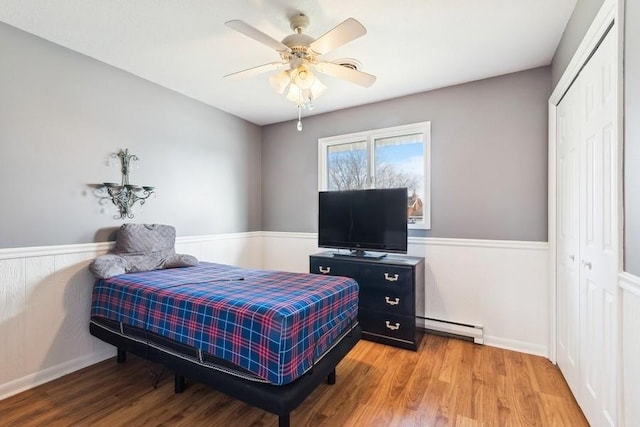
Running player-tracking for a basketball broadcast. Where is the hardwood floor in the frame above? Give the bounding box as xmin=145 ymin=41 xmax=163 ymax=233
xmin=0 ymin=334 xmax=588 ymax=426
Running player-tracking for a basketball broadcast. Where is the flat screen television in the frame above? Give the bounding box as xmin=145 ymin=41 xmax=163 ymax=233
xmin=318 ymin=188 xmax=408 ymax=258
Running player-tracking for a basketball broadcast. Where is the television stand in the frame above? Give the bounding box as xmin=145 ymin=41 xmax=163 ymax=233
xmin=332 ymin=250 xmax=387 ymax=260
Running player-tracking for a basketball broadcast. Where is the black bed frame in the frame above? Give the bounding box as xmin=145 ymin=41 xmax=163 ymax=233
xmin=90 ymin=321 xmax=361 ymax=427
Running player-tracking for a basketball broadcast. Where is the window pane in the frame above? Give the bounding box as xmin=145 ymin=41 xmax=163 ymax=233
xmin=319 ymin=122 xmax=430 ymax=229
xmin=374 ymin=133 xmax=424 ymax=224
xmin=327 ymin=140 xmax=368 ymax=190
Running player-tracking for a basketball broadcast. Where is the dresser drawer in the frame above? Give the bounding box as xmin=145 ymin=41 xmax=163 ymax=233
xmin=358 ymin=309 xmax=415 ymax=343
xmin=309 ymin=258 xmax=353 ymax=277
xmin=358 ymin=286 xmax=413 ymax=314
xmin=357 ymin=264 xmax=413 ymax=291
xmin=310 ymin=258 xmax=413 ymax=291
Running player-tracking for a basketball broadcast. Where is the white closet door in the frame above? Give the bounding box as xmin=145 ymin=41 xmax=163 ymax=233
xmin=556 ymin=26 xmax=618 ymax=427
xmin=556 ymin=76 xmax=580 ymax=398
xmin=578 ymin=26 xmax=618 ymax=427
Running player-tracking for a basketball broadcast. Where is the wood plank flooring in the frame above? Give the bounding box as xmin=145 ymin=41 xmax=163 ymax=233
xmin=0 ymin=334 xmax=588 ymax=426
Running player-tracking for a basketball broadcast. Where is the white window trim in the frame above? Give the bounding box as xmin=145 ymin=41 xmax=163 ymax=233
xmin=318 ymin=121 xmax=431 ymax=230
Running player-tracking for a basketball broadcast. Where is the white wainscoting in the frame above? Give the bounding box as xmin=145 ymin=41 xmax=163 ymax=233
xmin=174 ymin=232 xmax=263 ymax=269
xmin=261 ymin=232 xmax=550 ymax=357
xmin=620 ymin=272 xmax=640 ymax=427
xmin=0 ymin=231 xmax=548 ymax=401
xmin=0 ymin=242 xmax=113 ymax=401
xmin=0 ymin=232 xmax=261 ymax=401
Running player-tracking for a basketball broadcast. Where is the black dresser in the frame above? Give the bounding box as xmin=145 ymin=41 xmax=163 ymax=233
xmin=310 ymin=252 xmax=424 ymax=351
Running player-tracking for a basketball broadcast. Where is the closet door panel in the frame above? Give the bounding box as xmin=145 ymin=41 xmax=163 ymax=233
xmin=581 ymin=277 xmax=600 ymax=403
xmin=577 ymin=27 xmax=618 ymax=427
xmin=556 ymin=80 xmax=580 ymax=395
xmin=603 ymin=124 xmax=615 ymax=253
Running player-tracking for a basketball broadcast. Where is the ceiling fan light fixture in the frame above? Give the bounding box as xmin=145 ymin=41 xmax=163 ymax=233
xmin=269 ymin=70 xmax=292 ymax=94
xmin=309 ymin=77 xmax=327 ymax=99
xmin=286 ymin=70 xmax=327 ymax=105
xmin=293 ymin=66 xmax=315 ymax=89
xmin=286 ymin=83 xmax=305 ymax=104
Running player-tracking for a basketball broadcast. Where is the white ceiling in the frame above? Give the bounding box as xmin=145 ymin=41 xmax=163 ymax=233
xmin=0 ymin=0 xmax=576 ymax=126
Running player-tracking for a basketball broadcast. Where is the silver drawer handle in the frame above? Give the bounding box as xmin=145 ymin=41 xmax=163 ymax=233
xmin=384 ymin=273 xmax=399 ymax=282
xmin=318 ymin=266 xmax=331 ymax=274
xmin=385 ymin=321 xmax=400 ymax=331
xmin=385 ymin=297 xmax=400 ymax=306
xmin=582 ymin=261 xmax=592 ymax=270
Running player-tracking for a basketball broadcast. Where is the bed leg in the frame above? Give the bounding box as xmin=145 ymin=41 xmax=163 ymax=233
xmin=174 ymin=374 xmax=186 ymax=393
xmin=327 ymin=368 xmax=336 ymax=385
xmin=116 ymin=348 xmax=126 ymax=364
xmin=278 ymin=414 xmax=290 ymax=427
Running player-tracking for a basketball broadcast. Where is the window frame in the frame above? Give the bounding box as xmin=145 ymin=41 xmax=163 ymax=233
xmin=318 ymin=121 xmax=431 ymax=230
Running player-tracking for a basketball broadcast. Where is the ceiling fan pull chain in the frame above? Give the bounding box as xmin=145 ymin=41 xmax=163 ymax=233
xmin=297 ymin=104 xmax=303 ymax=131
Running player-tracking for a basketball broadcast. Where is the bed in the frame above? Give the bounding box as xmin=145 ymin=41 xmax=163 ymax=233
xmin=89 ymin=261 xmax=360 ymax=427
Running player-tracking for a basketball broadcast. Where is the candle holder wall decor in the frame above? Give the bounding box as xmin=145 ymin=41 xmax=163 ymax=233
xmin=94 ymin=149 xmax=155 ymax=219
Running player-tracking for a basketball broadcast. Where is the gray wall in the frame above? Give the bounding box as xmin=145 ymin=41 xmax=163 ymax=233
xmin=261 ymin=67 xmax=550 ymax=242
xmin=0 ymin=22 xmax=262 ymax=249
xmin=551 ymin=0 xmax=605 ymax=87
xmin=626 ymin=2 xmax=640 ymax=275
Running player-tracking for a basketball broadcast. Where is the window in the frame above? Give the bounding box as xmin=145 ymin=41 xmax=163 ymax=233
xmin=318 ymin=121 xmax=431 ymax=229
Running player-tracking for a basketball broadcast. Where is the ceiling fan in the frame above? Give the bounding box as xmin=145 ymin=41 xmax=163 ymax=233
xmin=224 ymin=13 xmax=376 ymax=118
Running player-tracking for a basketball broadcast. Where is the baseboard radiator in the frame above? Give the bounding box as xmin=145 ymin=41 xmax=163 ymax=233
xmin=417 ymin=317 xmax=484 ymax=344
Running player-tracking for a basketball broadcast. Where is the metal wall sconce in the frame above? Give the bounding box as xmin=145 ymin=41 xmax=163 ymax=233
xmin=95 ymin=149 xmax=155 ymax=219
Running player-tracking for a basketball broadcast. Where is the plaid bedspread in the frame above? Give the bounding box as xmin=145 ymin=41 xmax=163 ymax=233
xmin=91 ymin=262 xmax=359 ymax=385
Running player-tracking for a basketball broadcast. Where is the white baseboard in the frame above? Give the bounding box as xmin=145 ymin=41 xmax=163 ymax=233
xmin=0 ymin=349 xmax=113 ymax=401
xmin=418 ymin=316 xmax=548 ymax=357
xmin=482 ymin=335 xmax=549 ymax=358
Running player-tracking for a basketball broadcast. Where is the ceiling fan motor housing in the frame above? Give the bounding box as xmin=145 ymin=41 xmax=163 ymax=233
xmin=281 ymin=33 xmax=315 ymax=68
xmin=281 ymin=33 xmax=314 ymax=50
xmin=289 ymin=13 xmax=310 ymax=33
xmin=281 ymin=14 xmax=315 ymax=64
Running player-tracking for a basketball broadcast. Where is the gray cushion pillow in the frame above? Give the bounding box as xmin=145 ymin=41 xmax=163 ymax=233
xmin=89 ymin=224 xmax=198 ymax=279
xmin=89 ymin=254 xmax=128 ymax=279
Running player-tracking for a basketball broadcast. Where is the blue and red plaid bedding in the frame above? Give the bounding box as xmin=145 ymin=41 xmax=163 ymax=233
xmin=91 ymin=262 xmax=359 ymax=385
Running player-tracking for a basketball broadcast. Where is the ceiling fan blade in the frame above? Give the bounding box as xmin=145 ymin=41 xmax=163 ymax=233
xmin=316 ymin=61 xmax=376 ymax=87
xmin=225 ymin=20 xmax=290 ymax=52
xmin=224 ymin=62 xmax=286 ymax=79
xmin=309 ymin=18 xmax=367 ymax=55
